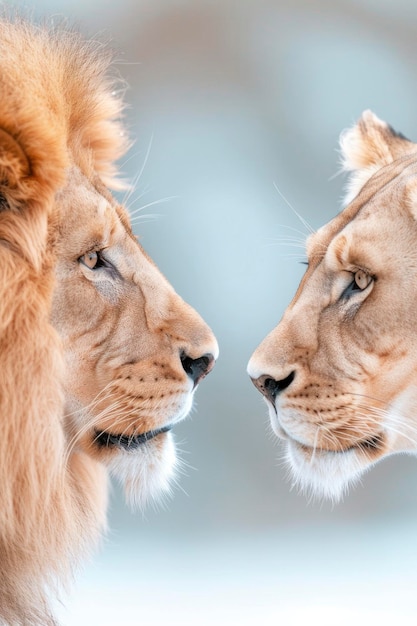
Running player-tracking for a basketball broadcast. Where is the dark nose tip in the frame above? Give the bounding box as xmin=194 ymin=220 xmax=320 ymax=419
xmin=181 ymin=352 xmax=215 ymax=386
xmin=251 ymin=371 xmax=295 ymax=405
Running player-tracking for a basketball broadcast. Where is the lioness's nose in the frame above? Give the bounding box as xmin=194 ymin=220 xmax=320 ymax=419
xmin=181 ymin=351 xmax=215 ymax=387
xmin=250 ymin=371 xmax=295 ymax=405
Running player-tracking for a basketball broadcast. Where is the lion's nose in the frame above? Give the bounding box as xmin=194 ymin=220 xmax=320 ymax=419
xmin=180 ymin=352 xmax=215 ymax=387
xmin=251 ymin=371 xmax=295 ymax=405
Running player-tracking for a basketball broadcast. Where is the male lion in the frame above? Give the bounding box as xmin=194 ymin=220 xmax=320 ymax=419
xmin=248 ymin=110 xmax=417 ymax=502
xmin=0 ymin=17 xmax=218 ymax=626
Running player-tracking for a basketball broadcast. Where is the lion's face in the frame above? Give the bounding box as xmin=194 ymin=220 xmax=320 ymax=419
xmin=248 ymin=111 xmax=417 ymax=500
xmin=51 ymin=167 xmax=218 ymax=507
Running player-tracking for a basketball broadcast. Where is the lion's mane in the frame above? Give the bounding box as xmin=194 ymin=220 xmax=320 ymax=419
xmin=0 ymin=17 xmax=129 ymax=625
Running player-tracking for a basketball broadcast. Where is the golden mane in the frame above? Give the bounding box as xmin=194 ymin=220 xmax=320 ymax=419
xmin=0 ymin=17 xmax=129 ymax=624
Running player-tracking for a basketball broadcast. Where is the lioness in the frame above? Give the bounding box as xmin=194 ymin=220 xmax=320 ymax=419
xmin=248 ymin=110 xmax=417 ymax=501
xmin=0 ymin=17 xmax=217 ymax=625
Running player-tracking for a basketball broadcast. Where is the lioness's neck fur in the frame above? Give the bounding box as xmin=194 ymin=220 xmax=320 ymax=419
xmin=0 ymin=18 xmax=128 ymax=624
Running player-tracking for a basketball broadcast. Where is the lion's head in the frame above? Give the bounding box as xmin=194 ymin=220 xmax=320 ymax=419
xmin=0 ymin=17 xmax=217 ymax=625
xmin=248 ymin=111 xmax=417 ymax=500
xmin=51 ymin=167 xmax=218 ymax=508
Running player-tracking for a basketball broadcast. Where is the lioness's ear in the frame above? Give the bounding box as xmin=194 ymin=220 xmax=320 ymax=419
xmin=0 ymin=128 xmax=30 ymax=194
xmin=339 ymin=110 xmax=417 ymax=204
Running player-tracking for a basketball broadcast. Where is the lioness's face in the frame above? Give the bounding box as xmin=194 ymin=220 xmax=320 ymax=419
xmin=51 ymin=167 xmax=218 ymax=506
xmin=248 ymin=111 xmax=417 ymax=500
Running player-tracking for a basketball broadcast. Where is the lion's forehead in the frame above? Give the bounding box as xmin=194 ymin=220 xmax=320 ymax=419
xmin=57 ymin=177 xmax=132 ymax=257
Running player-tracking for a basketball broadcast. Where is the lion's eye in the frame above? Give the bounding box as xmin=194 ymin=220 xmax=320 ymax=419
xmin=353 ymin=269 xmax=371 ymax=291
xmin=79 ymin=250 xmax=104 ymax=270
xmin=80 ymin=251 xmax=98 ymax=269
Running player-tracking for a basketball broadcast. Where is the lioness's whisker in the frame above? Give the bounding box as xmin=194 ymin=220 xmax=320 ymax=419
xmin=273 ymin=181 xmax=315 ymax=235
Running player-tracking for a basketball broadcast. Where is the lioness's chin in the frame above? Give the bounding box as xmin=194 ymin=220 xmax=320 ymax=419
xmin=264 ymin=404 xmax=387 ymax=501
xmin=106 ymin=432 xmax=177 ymax=509
xmin=284 ymin=438 xmax=382 ymax=502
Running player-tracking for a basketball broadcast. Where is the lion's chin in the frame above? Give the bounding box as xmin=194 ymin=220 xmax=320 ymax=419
xmin=284 ymin=438 xmax=381 ymax=503
xmin=106 ymin=431 xmax=177 ymax=509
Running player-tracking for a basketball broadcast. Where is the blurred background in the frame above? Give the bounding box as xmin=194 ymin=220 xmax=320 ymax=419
xmin=11 ymin=0 xmax=417 ymax=623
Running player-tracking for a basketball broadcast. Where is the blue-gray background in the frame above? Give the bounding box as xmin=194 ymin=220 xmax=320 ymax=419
xmin=11 ymin=0 xmax=417 ymax=623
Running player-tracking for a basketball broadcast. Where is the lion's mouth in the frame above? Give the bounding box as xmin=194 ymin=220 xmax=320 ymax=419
xmin=94 ymin=424 xmax=173 ymax=451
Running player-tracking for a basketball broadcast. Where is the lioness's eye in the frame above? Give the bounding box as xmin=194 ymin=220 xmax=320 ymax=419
xmin=341 ymin=269 xmax=373 ymax=300
xmin=353 ymin=269 xmax=371 ymax=290
xmin=80 ymin=250 xmax=99 ymax=269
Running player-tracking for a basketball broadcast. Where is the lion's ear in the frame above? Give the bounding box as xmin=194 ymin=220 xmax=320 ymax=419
xmin=339 ymin=110 xmax=417 ymax=204
xmin=0 ymin=128 xmax=30 ymax=192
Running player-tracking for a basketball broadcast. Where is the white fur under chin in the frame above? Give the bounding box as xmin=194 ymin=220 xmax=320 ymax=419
xmin=107 ymin=432 xmax=177 ymax=510
xmin=284 ymin=440 xmax=374 ymax=503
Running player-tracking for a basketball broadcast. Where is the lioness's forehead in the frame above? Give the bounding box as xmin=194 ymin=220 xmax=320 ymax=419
xmin=305 ymin=230 xmax=323 ymax=260
xmin=305 ymin=178 xmax=417 ymax=278
xmin=306 ymin=212 xmax=366 ymax=261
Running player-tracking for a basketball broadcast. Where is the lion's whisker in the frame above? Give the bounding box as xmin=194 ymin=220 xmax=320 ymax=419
xmin=129 ymin=195 xmax=178 ymax=218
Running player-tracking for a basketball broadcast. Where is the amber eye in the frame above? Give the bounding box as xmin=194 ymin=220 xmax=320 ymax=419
xmin=341 ymin=268 xmax=373 ymax=300
xmin=80 ymin=250 xmax=99 ymax=269
xmin=353 ymin=269 xmax=371 ymax=290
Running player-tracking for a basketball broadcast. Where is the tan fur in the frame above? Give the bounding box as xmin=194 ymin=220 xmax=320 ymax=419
xmin=0 ymin=17 xmax=217 ymax=625
xmin=248 ymin=110 xmax=417 ymax=501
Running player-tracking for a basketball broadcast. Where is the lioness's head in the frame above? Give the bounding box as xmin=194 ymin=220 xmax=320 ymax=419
xmin=248 ymin=111 xmax=417 ymax=500
xmin=51 ymin=166 xmax=218 ymax=507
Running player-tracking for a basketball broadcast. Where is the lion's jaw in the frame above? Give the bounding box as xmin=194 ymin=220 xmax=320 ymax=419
xmin=248 ymin=111 xmax=417 ymax=501
xmin=51 ymin=167 xmax=218 ymax=508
